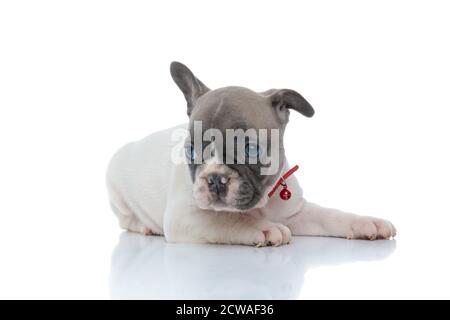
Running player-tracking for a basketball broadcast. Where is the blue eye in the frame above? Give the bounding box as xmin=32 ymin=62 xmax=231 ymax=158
xmin=185 ymin=144 xmax=196 ymax=161
xmin=245 ymin=143 xmax=262 ymax=158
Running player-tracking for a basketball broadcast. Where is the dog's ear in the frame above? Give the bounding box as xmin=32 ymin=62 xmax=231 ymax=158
xmin=264 ymin=89 xmax=314 ymax=123
xmin=170 ymin=61 xmax=210 ymax=116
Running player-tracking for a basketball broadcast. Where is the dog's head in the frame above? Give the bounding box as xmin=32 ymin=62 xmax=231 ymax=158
xmin=170 ymin=61 xmax=314 ymax=212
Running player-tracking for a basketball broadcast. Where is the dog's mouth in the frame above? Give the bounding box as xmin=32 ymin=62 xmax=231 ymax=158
xmin=205 ymin=197 xmax=256 ymax=213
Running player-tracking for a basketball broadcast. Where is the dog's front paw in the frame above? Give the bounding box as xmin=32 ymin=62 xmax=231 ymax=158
xmin=249 ymin=222 xmax=292 ymax=247
xmin=348 ymin=216 xmax=396 ymax=240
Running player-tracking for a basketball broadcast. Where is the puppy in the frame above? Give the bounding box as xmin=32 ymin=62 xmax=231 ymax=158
xmin=106 ymin=62 xmax=396 ymax=246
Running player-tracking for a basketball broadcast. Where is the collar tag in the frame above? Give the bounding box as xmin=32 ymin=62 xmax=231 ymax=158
xmin=267 ymin=165 xmax=299 ymax=200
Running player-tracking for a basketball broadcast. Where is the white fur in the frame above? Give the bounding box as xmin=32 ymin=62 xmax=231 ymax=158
xmin=107 ymin=124 xmax=396 ymax=246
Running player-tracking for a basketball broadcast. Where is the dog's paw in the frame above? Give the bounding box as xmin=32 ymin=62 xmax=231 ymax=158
xmin=143 ymin=227 xmax=154 ymax=236
xmin=347 ymin=216 xmax=396 ymax=240
xmin=250 ymin=222 xmax=292 ymax=247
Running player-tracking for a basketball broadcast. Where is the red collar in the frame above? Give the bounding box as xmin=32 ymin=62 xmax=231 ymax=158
xmin=268 ymin=165 xmax=299 ymax=199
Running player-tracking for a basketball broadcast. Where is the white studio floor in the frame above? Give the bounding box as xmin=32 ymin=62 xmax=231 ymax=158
xmin=1 ymin=224 xmax=449 ymax=299
xmin=109 ymin=233 xmax=398 ymax=300
xmin=108 ymin=232 xmax=450 ymax=299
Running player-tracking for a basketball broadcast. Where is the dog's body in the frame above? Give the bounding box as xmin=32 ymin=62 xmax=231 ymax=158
xmin=106 ymin=62 xmax=396 ymax=246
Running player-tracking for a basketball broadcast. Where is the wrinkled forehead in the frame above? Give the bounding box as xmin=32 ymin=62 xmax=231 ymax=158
xmin=189 ymin=87 xmax=280 ymax=131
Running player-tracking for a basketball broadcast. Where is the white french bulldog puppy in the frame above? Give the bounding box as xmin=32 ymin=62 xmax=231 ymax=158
xmin=106 ymin=62 xmax=396 ymax=246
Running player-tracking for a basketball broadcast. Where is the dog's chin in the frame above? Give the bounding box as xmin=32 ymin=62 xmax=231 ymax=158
xmin=194 ymin=195 xmax=268 ymax=213
xmin=194 ymin=199 xmax=244 ymax=212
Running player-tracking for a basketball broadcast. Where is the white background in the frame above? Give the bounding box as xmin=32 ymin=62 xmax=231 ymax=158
xmin=1 ymin=0 xmax=449 ymax=299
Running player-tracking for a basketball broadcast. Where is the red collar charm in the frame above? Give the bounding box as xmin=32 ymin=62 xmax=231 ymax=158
xmin=268 ymin=165 xmax=299 ymax=200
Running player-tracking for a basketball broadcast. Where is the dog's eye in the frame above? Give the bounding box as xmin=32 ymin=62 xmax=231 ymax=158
xmin=185 ymin=144 xmax=196 ymax=161
xmin=245 ymin=143 xmax=262 ymax=159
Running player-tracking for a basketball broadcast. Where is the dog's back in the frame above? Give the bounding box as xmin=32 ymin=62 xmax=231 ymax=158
xmin=106 ymin=124 xmax=187 ymax=234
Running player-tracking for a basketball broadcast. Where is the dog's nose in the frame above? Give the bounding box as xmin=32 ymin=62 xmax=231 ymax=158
xmin=207 ymin=174 xmax=228 ymax=195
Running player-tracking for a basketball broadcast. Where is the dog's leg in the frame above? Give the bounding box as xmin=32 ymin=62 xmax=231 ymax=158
xmin=107 ymin=181 xmax=156 ymax=236
xmin=286 ymin=201 xmax=396 ymax=240
xmin=109 ymin=201 xmax=151 ymax=234
xmin=165 ymin=207 xmax=292 ymax=246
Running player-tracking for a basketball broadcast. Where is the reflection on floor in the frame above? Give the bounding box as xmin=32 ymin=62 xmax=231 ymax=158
xmin=110 ymin=232 xmax=396 ymax=299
